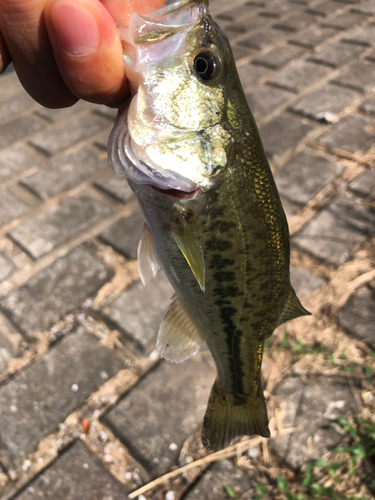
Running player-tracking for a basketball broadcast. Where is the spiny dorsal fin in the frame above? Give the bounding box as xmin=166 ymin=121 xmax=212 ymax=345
xmin=171 ymin=216 xmax=205 ymax=291
xmin=137 ymin=223 xmax=161 ymax=286
xmin=276 ymin=284 xmax=311 ymax=327
xmin=157 ymin=294 xmax=203 ymax=363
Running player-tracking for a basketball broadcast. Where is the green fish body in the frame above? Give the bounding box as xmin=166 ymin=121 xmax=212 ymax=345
xmin=109 ymin=0 xmax=309 ymax=450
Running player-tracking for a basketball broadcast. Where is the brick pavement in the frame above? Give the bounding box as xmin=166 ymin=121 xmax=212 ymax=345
xmin=0 ymin=0 xmax=374 ymax=498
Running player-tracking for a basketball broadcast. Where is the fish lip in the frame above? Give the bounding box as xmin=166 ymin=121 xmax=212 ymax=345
xmin=150 ymin=185 xmax=201 ymax=199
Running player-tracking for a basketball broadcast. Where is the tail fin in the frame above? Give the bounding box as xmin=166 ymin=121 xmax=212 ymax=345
xmin=202 ymin=380 xmax=270 ymax=451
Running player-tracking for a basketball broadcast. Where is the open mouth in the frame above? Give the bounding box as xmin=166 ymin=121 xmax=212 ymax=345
xmin=151 ymin=185 xmax=201 ymax=199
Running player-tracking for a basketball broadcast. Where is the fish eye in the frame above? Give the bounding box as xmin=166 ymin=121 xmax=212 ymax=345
xmin=193 ymin=51 xmax=218 ymax=81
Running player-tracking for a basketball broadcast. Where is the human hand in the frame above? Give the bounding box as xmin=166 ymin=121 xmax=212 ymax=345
xmin=0 ymin=0 xmax=166 ymax=108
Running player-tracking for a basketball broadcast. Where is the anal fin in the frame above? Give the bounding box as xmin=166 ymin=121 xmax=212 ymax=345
xmin=171 ymin=216 xmax=205 ymax=291
xmin=157 ymin=294 xmax=203 ymax=363
xmin=137 ymin=222 xmax=161 ymax=286
xmin=276 ymin=284 xmax=311 ymax=327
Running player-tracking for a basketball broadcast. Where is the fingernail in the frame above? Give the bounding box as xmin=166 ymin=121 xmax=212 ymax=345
xmin=51 ymin=1 xmax=100 ymax=57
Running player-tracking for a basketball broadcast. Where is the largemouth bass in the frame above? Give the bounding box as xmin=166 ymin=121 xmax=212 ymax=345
xmin=108 ymin=0 xmax=309 ymax=451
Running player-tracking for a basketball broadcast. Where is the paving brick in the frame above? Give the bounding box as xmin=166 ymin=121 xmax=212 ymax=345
xmin=0 ymin=246 xmax=111 ymax=338
xmin=275 ymin=152 xmax=344 ymax=207
xmin=245 ymin=84 xmax=291 ymax=119
xmin=93 ymin=128 xmax=112 ymax=150
xmin=103 ymin=355 xmax=215 ymax=477
xmin=98 ymin=208 xmax=144 ymax=260
xmin=348 ymin=167 xmax=375 ymax=197
xmin=184 ymin=460 xmax=256 ymax=500
xmin=343 ymin=23 xmax=375 ymax=45
xmin=8 ymin=193 xmax=112 ymax=259
xmin=331 ymin=60 xmax=375 ymax=93
xmin=258 ymin=0 xmax=296 ymax=18
xmin=292 ymin=196 xmax=375 ymax=265
xmin=0 ymin=144 xmax=40 ymax=184
xmin=290 ymin=265 xmax=325 ymax=294
xmin=238 ymin=27 xmax=288 ymax=50
xmin=216 ymin=2 xmax=263 ymax=21
xmin=232 ymin=44 xmax=257 ymax=61
xmin=0 ymin=91 xmax=36 ymax=123
xmin=15 ymin=440 xmax=129 ymax=500
xmin=94 ymin=174 xmax=135 ymax=204
xmin=0 ymin=188 xmax=29 ymax=227
xmin=338 ymin=286 xmax=375 ymax=348
xmin=360 ymin=97 xmax=375 ymax=115
xmin=101 ymin=272 xmax=173 ymax=354
xmin=306 ymin=0 xmax=346 ymax=16
xmin=224 ymin=16 xmax=262 ymax=37
xmin=0 ymin=253 xmax=16 ymax=282
xmin=0 ymin=72 xmax=27 ymax=102
xmin=252 ymin=44 xmax=305 ymax=69
xmin=310 ymin=41 xmax=365 ymax=67
xmin=290 ymin=83 xmax=357 ymax=121
xmin=259 ymin=114 xmax=316 ymax=159
xmin=353 ymin=0 xmax=375 ymax=14
xmin=316 ymin=114 xmax=375 ymax=155
xmin=322 ymin=10 xmax=368 ymax=29
xmin=288 ymin=25 xmax=337 ymax=49
xmin=273 ymin=12 xmax=318 ymax=32
xmin=0 ymin=321 xmax=17 ymax=376
xmin=0 ymin=326 xmax=125 ymax=470
xmin=29 ymin=113 xmax=110 ymax=157
xmin=20 ymin=147 xmax=107 ymax=200
xmin=270 ymin=375 xmax=357 ymax=468
xmin=237 ymin=63 xmax=271 ymax=90
xmin=268 ymin=61 xmax=330 ymax=93
xmin=33 ymin=100 xmax=91 ymax=124
xmin=0 ymin=115 xmax=44 ymax=150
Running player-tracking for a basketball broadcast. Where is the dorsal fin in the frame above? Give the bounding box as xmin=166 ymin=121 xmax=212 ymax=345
xmin=137 ymin=223 xmax=161 ymax=286
xmin=171 ymin=216 xmax=205 ymax=291
xmin=157 ymin=295 xmax=203 ymax=363
xmin=276 ymin=284 xmax=311 ymax=327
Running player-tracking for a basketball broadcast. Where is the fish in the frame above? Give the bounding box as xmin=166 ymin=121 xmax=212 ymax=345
xmin=108 ymin=0 xmax=310 ymax=451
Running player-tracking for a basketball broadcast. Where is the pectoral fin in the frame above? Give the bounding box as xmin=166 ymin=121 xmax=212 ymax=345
xmin=137 ymin=223 xmax=161 ymax=286
xmin=157 ymin=295 xmax=203 ymax=362
xmin=276 ymin=285 xmax=311 ymax=327
xmin=171 ymin=216 xmax=205 ymax=291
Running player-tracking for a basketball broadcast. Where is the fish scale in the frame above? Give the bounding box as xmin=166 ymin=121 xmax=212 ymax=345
xmin=109 ymin=0 xmax=309 ymax=450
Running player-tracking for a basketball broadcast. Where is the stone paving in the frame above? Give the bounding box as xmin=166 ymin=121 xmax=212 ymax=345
xmin=0 ymin=0 xmax=374 ymax=499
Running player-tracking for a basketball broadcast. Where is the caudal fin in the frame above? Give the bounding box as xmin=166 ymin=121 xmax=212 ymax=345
xmin=202 ymin=380 xmax=270 ymax=451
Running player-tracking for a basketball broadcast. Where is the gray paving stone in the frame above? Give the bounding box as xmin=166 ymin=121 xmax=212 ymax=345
xmin=19 ymin=147 xmax=107 ymax=200
xmin=0 ymin=72 xmax=28 ymax=103
xmin=0 ymin=115 xmax=44 ymax=150
xmin=29 ymin=113 xmax=110 ymax=157
xmin=360 ymin=97 xmax=375 ymax=115
xmin=258 ymin=0 xmax=296 ymax=18
xmin=94 ymin=174 xmax=135 ymax=204
xmin=0 ymin=253 xmax=16 ymax=282
xmin=101 ymin=272 xmax=173 ymax=353
xmin=14 ymin=440 xmax=129 ymax=500
xmin=348 ymin=167 xmax=375 ymax=197
xmin=275 ymin=152 xmax=344 ymax=207
xmin=0 ymin=91 xmax=36 ymax=123
xmin=270 ymin=375 xmax=358 ymax=468
xmin=288 ymin=25 xmax=337 ymax=49
xmin=310 ymin=41 xmax=365 ymax=67
xmin=316 ymin=114 xmax=375 ymax=155
xmin=8 ymin=193 xmax=112 ymax=259
xmin=292 ymin=196 xmax=375 ymax=265
xmin=184 ymin=460 xmax=256 ymax=500
xmin=238 ymin=27 xmax=288 ymax=50
xmin=252 ymin=44 xmax=305 ymax=69
xmin=0 ymin=188 xmax=29 ymax=227
xmin=322 ymin=10 xmax=368 ymax=29
xmin=224 ymin=16 xmax=262 ymax=38
xmin=290 ymin=265 xmax=325 ymax=294
xmin=0 ymin=144 xmax=40 ymax=184
xmin=290 ymin=83 xmax=357 ymax=121
xmin=232 ymin=44 xmax=256 ymax=61
xmin=268 ymin=61 xmax=330 ymax=93
xmin=237 ymin=63 xmax=271 ymax=90
xmin=0 ymin=326 xmax=125 ymax=470
xmin=338 ymin=286 xmax=375 ymax=348
xmin=273 ymin=12 xmax=317 ymax=32
xmin=246 ymin=85 xmax=291 ymax=119
xmin=0 ymin=246 xmax=111 ymax=338
xmin=94 ymin=128 xmax=112 ymax=151
xmin=331 ymin=60 xmax=375 ymax=93
xmin=34 ymin=100 xmax=91 ymax=124
xmin=353 ymin=0 xmax=375 ymax=14
xmin=306 ymin=0 xmax=346 ymax=16
xmin=343 ymin=23 xmax=375 ymax=45
xmin=98 ymin=208 xmax=144 ymax=260
xmin=216 ymin=2 xmax=263 ymax=21
xmin=103 ymin=355 xmax=215 ymax=477
xmin=0 ymin=322 xmax=16 ymax=376
xmin=259 ymin=114 xmax=316 ymax=159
